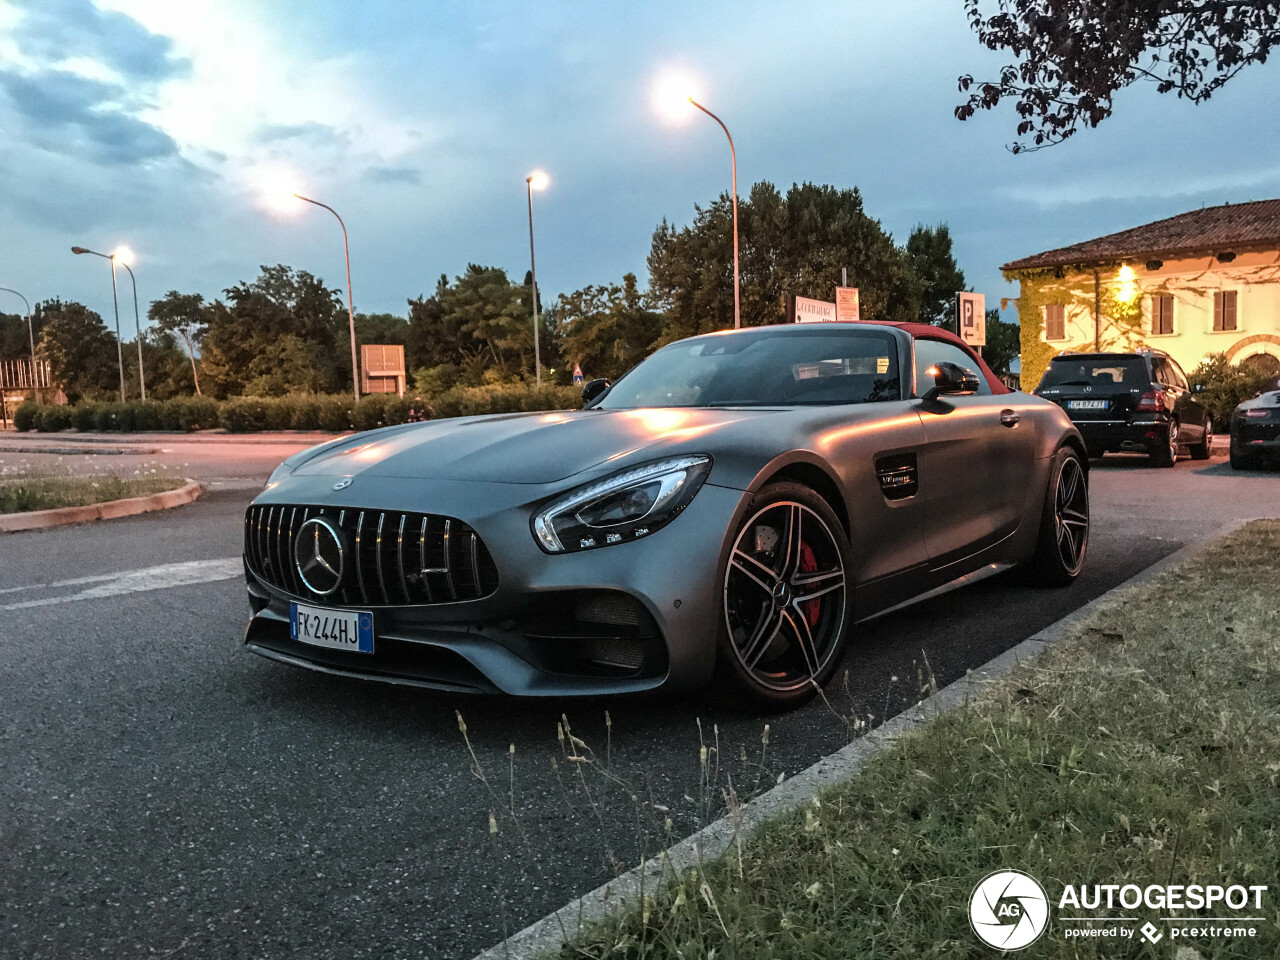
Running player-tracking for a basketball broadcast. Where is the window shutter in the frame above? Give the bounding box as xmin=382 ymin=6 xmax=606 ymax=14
xmin=1213 ymin=292 xmax=1223 ymax=331
xmin=1225 ymin=291 xmax=1238 ymax=330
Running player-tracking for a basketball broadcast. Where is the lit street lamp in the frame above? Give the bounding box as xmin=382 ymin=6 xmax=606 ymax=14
xmin=70 ymin=246 xmax=127 ymax=401
xmin=290 ymin=194 xmax=361 ymax=404
xmin=526 ymin=170 xmax=549 ymax=384
xmin=112 ymin=246 xmax=146 ymax=401
xmin=654 ymin=75 xmax=740 ymax=329
xmin=0 ymin=286 xmax=36 ymax=384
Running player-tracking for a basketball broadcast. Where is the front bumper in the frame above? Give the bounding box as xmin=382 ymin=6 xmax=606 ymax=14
xmin=243 ymin=475 xmax=748 ymax=696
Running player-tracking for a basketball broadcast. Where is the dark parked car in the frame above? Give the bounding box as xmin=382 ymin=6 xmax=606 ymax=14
xmin=1033 ymin=348 xmax=1212 ymax=466
xmin=244 ymin=322 xmax=1089 ymax=710
xmin=1230 ymin=375 xmax=1280 ymax=470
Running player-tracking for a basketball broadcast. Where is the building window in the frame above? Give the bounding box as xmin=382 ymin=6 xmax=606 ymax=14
xmin=1151 ymin=294 xmax=1174 ymax=335
xmin=1213 ymin=290 xmax=1238 ymax=331
xmin=1045 ymin=303 xmax=1066 ymax=340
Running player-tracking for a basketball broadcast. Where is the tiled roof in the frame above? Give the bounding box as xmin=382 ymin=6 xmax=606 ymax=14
xmin=1002 ymin=199 xmax=1280 ymax=272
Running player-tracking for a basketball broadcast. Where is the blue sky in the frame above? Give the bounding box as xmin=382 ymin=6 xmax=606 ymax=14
xmin=2 ymin=0 xmax=1278 ymax=330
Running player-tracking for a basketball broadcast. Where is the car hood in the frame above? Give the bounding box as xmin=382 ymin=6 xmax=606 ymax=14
xmin=287 ymin=407 xmax=778 ymax=484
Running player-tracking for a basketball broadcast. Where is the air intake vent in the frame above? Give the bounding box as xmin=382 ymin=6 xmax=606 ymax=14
xmin=875 ymin=453 xmax=918 ymax=501
xmin=245 ymin=504 xmax=498 ymax=606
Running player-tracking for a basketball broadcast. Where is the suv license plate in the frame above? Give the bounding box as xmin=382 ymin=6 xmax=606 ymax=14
xmin=1068 ymin=399 xmax=1107 ymax=410
xmin=290 ymin=603 xmax=374 ymax=653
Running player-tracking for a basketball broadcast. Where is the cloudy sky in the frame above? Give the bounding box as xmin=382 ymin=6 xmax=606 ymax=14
xmin=2 ymin=0 xmax=1278 ymax=331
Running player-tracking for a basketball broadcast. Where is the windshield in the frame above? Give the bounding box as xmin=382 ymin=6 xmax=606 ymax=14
xmin=1038 ymin=356 xmax=1148 ymax=389
xmin=595 ymin=328 xmax=901 ymax=409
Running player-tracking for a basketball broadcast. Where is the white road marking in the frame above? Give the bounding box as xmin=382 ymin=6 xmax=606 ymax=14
xmin=0 ymin=558 xmax=243 ymax=611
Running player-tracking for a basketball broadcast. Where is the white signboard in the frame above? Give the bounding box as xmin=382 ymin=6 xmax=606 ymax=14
xmin=835 ymin=287 xmax=860 ymax=322
xmin=792 ymin=295 xmax=837 ymax=323
xmin=957 ymin=292 xmax=986 ymax=346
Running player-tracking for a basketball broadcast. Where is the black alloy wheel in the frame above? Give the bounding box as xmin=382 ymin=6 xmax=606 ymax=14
xmin=1026 ymin=447 xmax=1090 ymax=586
xmin=718 ymin=483 xmax=850 ymax=708
xmin=1189 ymin=417 xmax=1213 ymax=461
xmin=1151 ymin=421 xmax=1179 ymax=467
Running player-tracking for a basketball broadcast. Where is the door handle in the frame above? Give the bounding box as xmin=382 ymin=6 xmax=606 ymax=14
xmin=999 ymin=409 xmax=1020 ymax=427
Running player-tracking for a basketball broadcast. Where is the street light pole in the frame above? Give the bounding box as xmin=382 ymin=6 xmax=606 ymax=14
xmin=0 ymin=287 xmax=35 ymax=385
xmin=116 ymin=260 xmax=146 ymax=401
xmin=71 ymin=246 xmax=126 ymax=401
xmin=689 ymin=99 xmax=740 ymax=329
xmin=525 ymin=173 xmax=547 ymax=385
xmin=294 ymin=194 xmax=361 ymax=403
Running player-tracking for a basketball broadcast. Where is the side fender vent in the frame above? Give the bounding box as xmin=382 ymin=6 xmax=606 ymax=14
xmin=876 ymin=453 xmax=918 ymax=501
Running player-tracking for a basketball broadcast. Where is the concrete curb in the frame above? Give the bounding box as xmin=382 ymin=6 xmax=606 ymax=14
xmin=0 ymin=445 xmax=162 ymax=456
xmin=0 ymin=479 xmax=203 ymax=534
xmin=471 ymin=518 xmax=1259 ymax=960
xmin=5 ymin=431 xmax=342 ymax=446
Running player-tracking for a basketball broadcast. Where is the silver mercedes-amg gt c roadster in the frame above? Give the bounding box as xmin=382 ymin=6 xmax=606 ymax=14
xmin=244 ymin=321 xmax=1089 ymax=709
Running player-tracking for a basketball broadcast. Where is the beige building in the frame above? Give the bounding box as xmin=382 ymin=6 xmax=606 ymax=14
xmin=1004 ymin=199 xmax=1280 ymax=390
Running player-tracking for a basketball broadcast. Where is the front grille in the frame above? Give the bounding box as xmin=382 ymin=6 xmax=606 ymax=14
xmin=245 ymin=504 xmax=499 ymax=606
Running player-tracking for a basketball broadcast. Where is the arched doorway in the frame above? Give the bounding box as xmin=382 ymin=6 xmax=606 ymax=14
xmin=1240 ymin=352 xmax=1280 ymax=377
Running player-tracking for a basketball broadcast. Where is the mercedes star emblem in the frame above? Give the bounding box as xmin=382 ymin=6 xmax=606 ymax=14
xmin=294 ymin=516 xmax=346 ymax=596
xmin=332 ymin=478 xmax=354 ymax=491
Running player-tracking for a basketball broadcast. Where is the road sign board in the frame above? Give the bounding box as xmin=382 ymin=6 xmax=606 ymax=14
xmin=835 ymin=287 xmax=860 ymax=322
xmin=788 ymin=295 xmax=837 ymax=323
xmin=957 ymin=292 xmax=986 ymax=346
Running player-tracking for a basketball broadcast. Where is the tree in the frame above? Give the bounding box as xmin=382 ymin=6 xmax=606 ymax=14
xmin=982 ymin=310 xmax=1021 ymax=376
xmin=355 ymin=312 xmax=409 ymax=346
xmin=149 ymin=291 xmax=208 ymax=394
xmin=35 ymin=300 xmax=120 ymax=402
xmin=648 ymin=181 xmax=921 ymax=341
xmin=906 ymin=224 xmax=966 ymax=327
xmin=556 ymin=274 xmax=665 ymax=381
xmin=199 ymin=265 xmax=346 ymax=397
xmin=956 ymin=1 xmax=1280 ymax=152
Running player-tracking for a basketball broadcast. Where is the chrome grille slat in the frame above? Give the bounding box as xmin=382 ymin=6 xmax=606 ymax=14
xmin=355 ymin=510 xmax=368 ymax=605
xmin=244 ymin=504 xmax=496 ymax=607
xmin=442 ymin=519 xmax=456 ymax=601
xmin=375 ymin=512 xmax=390 ymax=605
xmin=396 ymin=515 xmax=408 ymax=604
xmin=469 ymin=533 xmax=481 ymax=595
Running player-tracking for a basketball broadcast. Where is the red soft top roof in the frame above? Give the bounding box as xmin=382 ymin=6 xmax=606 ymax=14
xmin=851 ymin=320 xmax=1012 ymax=395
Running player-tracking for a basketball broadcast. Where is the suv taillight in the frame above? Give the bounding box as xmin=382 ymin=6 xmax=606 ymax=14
xmin=1136 ymin=389 xmax=1163 ymax=412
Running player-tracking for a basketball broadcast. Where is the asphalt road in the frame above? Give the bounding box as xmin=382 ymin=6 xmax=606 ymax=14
xmin=2 ymin=437 xmax=1277 ymax=960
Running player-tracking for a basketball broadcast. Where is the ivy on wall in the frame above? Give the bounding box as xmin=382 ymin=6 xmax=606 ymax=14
xmin=1006 ymin=264 xmax=1147 ymax=389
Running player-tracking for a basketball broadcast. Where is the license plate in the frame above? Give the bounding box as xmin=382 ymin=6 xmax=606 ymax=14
xmin=1068 ymin=399 xmax=1107 ymax=410
xmin=290 ymin=603 xmax=374 ymax=654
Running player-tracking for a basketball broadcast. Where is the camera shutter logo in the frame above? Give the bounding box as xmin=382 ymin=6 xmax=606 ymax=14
xmin=969 ymin=870 xmax=1050 ymax=951
xmin=294 ymin=517 xmax=346 ymax=596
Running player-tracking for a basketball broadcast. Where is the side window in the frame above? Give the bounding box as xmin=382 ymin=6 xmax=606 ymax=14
xmin=1150 ymin=358 xmax=1170 ymax=386
xmin=913 ymin=339 xmax=992 ymax=396
xmin=1167 ymin=359 xmax=1189 ymax=390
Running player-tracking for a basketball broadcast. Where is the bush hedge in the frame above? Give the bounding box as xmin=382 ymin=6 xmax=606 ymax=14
xmin=11 ymin=383 xmax=583 ymax=434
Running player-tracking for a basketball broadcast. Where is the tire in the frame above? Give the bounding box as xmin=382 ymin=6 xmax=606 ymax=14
xmin=713 ymin=482 xmax=852 ymax=711
xmin=1230 ymin=445 xmax=1261 ymax=471
xmin=1025 ymin=446 xmax=1089 ymax=587
xmin=1189 ymin=417 xmax=1213 ymax=461
xmin=1149 ymin=421 xmax=1178 ymax=468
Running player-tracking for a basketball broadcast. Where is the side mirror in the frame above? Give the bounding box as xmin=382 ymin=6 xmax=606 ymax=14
xmin=581 ymin=378 xmax=610 ymax=405
xmin=922 ymin=361 xmax=980 ymax=401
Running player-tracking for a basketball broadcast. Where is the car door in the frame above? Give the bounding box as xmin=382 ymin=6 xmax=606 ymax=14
xmin=1164 ymin=357 xmax=1208 ymax=438
xmin=913 ymin=338 xmax=1040 ymax=573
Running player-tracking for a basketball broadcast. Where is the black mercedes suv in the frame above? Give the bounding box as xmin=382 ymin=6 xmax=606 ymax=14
xmin=1033 ymin=349 xmax=1212 ymax=466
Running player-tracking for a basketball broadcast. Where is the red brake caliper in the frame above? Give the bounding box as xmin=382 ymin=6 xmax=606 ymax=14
xmin=799 ymin=542 xmax=821 ymax=627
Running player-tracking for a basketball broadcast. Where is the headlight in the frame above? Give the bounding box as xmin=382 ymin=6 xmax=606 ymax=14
xmin=532 ymin=455 xmax=712 ymax=553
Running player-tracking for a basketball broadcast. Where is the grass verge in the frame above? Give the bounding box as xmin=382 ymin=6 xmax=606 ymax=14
xmin=556 ymin=520 xmax=1280 ymax=959
xmin=0 ymin=462 xmax=185 ymax=513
